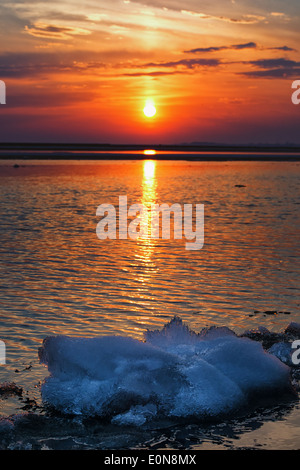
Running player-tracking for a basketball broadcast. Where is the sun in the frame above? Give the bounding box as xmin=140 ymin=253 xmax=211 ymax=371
xmin=143 ymin=99 xmax=156 ymax=118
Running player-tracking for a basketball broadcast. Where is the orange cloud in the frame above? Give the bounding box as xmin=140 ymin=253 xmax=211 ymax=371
xmin=25 ymin=22 xmax=91 ymax=40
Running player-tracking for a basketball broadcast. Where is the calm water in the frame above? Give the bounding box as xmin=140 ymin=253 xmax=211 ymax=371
xmin=0 ymin=158 xmax=299 ymax=450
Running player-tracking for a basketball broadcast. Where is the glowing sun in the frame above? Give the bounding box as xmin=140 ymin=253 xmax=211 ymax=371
xmin=143 ymin=99 xmax=156 ymax=118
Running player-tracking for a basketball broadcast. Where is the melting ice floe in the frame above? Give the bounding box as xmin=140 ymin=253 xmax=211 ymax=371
xmin=38 ymin=317 xmax=296 ymax=424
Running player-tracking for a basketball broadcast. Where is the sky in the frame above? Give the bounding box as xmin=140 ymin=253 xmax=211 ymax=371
xmin=0 ymin=0 xmax=300 ymax=144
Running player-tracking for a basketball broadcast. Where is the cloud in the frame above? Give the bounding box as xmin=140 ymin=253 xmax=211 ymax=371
xmin=181 ymin=10 xmax=265 ymax=24
xmin=249 ymin=58 xmax=300 ymax=68
xmin=116 ymin=58 xmax=221 ymax=77
xmin=270 ymin=12 xmax=286 ymax=17
xmin=41 ymin=12 xmax=91 ymax=22
xmin=240 ymin=57 xmax=300 ymax=78
xmin=185 ymin=42 xmax=257 ymax=53
xmin=122 ymin=70 xmax=185 ymax=77
xmin=270 ymin=11 xmax=291 ymax=21
xmin=184 ymin=42 xmax=297 ymax=54
xmin=24 ymin=22 xmax=91 ymax=39
xmin=0 ymin=51 xmax=106 ymax=78
xmin=143 ymin=58 xmax=221 ymax=69
xmin=241 ymin=68 xmax=300 ymax=78
xmin=268 ymin=45 xmax=296 ymax=52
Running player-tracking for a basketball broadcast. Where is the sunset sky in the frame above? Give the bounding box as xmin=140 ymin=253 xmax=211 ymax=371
xmin=0 ymin=0 xmax=300 ymax=144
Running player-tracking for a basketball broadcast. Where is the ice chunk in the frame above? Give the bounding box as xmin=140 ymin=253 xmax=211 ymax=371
xmin=199 ymin=325 xmax=236 ymax=339
xmin=39 ymin=335 xmax=179 ymax=416
xmin=144 ymin=316 xmax=200 ymax=348
xmin=242 ymin=326 xmax=273 ymax=337
xmin=38 ymin=318 xmax=293 ymax=421
xmin=268 ymin=342 xmax=294 ymax=366
xmin=111 ymin=404 xmax=157 ymax=426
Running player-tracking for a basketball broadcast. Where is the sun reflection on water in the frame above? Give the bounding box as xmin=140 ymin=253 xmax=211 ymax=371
xmin=134 ymin=160 xmax=158 ymax=279
xmin=143 ymin=159 xmax=156 ymax=179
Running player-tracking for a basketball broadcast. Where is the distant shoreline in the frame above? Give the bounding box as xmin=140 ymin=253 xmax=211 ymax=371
xmin=0 ymin=143 xmax=300 ymax=161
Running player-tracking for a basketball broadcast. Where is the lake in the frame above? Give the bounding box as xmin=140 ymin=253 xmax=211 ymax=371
xmin=0 ymin=157 xmax=299 ymax=450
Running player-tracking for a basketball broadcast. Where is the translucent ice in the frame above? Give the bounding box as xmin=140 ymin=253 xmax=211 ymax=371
xmin=38 ymin=317 xmax=293 ymax=422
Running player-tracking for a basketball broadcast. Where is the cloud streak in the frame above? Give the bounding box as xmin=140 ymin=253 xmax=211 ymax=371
xmin=185 ymin=42 xmax=257 ymax=53
xmin=143 ymin=58 xmax=221 ymax=69
xmin=0 ymin=51 xmax=107 ymax=78
xmin=240 ymin=57 xmax=300 ymax=78
xmin=181 ymin=9 xmax=266 ymax=24
xmin=184 ymin=42 xmax=296 ymax=54
xmin=122 ymin=70 xmax=185 ymax=77
xmin=2 ymin=50 xmax=299 ymax=81
xmin=24 ymin=22 xmax=91 ymax=39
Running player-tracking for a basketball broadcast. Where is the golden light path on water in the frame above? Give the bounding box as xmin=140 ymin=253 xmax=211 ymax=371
xmin=140 ymin=158 xmax=157 ymax=245
xmin=131 ymin=159 xmax=159 ymax=330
